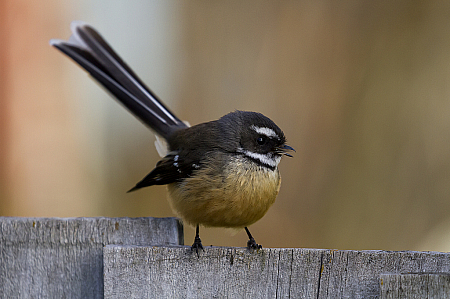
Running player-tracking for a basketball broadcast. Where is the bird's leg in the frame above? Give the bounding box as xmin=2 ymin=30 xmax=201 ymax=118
xmin=245 ymin=227 xmax=262 ymax=250
xmin=191 ymin=224 xmax=203 ymax=256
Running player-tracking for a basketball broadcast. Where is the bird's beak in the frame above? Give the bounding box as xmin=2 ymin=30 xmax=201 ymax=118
xmin=278 ymin=144 xmax=295 ymax=157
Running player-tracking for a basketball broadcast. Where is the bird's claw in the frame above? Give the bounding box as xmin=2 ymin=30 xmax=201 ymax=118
xmin=191 ymin=235 xmax=203 ymax=257
xmin=247 ymin=238 xmax=262 ymax=250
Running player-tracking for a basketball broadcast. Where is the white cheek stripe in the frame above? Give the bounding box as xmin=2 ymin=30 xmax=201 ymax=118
xmin=250 ymin=125 xmax=278 ymax=138
xmin=238 ymin=148 xmax=281 ymax=168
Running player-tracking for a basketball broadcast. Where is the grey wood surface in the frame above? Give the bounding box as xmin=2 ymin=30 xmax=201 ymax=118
xmin=380 ymin=273 xmax=450 ymax=299
xmin=0 ymin=217 xmax=183 ymax=299
xmin=103 ymin=246 xmax=450 ymax=299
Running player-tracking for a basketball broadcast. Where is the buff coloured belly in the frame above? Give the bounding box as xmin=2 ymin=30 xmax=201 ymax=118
xmin=167 ymin=157 xmax=281 ymax=228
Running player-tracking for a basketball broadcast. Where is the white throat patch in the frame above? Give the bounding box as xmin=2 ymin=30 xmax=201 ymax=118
xmin=237 ymin=148 xmax=281 ymax=168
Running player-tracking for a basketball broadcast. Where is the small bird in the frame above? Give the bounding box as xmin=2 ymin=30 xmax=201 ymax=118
xmin=50 ymin=21 xmax=294 ymax=252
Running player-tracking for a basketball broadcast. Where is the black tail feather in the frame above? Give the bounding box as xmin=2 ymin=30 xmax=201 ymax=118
xmin=50 ymin=21 xmax=187 ymax=139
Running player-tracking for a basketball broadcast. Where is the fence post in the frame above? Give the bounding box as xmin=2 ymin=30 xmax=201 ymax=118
xmin=2 ymin=217 xmax=450 ymax=298
xmin=0 ymin=217 xmax=183 ymax=298
xmin=103 ymin=246 xmax=450 ymax=298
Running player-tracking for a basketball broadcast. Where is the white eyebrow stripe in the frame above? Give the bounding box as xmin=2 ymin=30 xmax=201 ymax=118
xmin=237 ymin=148 xmax=281 ymax=168
xmin=250 ymin=125 xmax=278 ymax=138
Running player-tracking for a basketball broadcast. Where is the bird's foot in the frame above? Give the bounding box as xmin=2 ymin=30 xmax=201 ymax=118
xmin=247 ymin=237 xmax=262 ymax=251
xmin=191 ymin=235 xmax=203 ymax=257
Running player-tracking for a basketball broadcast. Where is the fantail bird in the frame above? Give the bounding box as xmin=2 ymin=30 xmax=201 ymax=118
xmin=50 ymin=21 xmax=294 ymax=252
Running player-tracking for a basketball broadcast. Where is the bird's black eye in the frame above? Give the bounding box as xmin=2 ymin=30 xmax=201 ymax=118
xmin=257 ymin=136 xmax=266 ymax=145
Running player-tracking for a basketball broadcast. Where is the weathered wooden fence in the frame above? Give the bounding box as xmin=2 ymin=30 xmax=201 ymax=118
xmin=0 ymin=217 xmax=182 ymax=298
xmin=1 ymin=217 xmax=449 ymax=298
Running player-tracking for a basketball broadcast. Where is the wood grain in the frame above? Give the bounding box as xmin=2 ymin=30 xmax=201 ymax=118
xmin=0 ymin=217 xmax=182 ymax=298
xmin=104 ymin=246 xmax=450 ymax=298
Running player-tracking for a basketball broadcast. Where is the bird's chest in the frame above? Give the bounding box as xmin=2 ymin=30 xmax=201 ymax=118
xmin=223 ymin=156 xmax=281 ymax=212
xmin=167 ymin=155 xmax=281 ymax=228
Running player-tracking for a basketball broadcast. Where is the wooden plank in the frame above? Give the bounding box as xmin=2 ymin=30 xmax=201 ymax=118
xmin=103 ymin=246 xmax=450 ymax=298
xmin=380 ymin=273 xmax=450 ymax=299
xmin=0 ymin=217 xmax=183 ymax=299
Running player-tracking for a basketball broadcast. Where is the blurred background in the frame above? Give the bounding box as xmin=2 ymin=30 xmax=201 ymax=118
xmin=1 ymin=0 xmax=450 ymax=251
